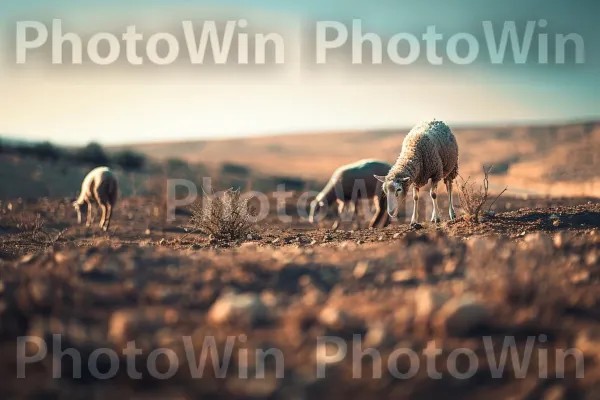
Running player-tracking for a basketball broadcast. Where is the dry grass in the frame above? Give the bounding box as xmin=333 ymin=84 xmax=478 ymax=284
xmin=187 ymin=188 xmax=256 ymax=241
xmin=457 ymin=166 xmax=507 ymax=223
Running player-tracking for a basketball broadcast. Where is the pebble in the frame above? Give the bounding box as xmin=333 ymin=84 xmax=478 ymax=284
xmin=432 ymin=294 xmax=492 ymax=337
xmin=208 ymin=293 xmax=269 ymax=327
xmin=391 ymin=270 xmax=418 ymax=284
xmin=393 ymin=233 xmax=402 ymax=239
xmin=553 ymin=232 xmax=565 ymax=248
xmin=414 ymin=287 xmax=451 ymax=327
xmin=575 ymin=330 xmax=600 ymax=359
xmin=318 ymin=307 xmax=349 ymax=331
xmin=28 ymin=279 xmax=53 ymax=309
xmin=353 ymin=261 xmax=371 ymax=279
xmin=108 ymin=308 xmax=179 ymax=346
xmin=364 ymin=322 xmax=391 ymax=348
xmin=522 ymin=232 xmax=553 ymax=253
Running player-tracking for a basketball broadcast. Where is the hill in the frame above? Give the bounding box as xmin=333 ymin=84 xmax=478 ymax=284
xmin=113 ymin=120 xmax=600 ymax=197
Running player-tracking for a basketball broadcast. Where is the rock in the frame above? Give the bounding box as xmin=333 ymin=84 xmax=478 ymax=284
xmin=28 ymin=279 xmax=53 ymax=309
xmin=543 ymin=385 xmax=566 ymax=400
xmin=144 ymin=229 xmax=151 ymax=235
xmin=310 ymin=240 xmax=318 ymax=245
xmin=586 ymin=251 xmax=598 ymax=266
xmin=272 ymin=238 xmax=281 ymax=245
xmin=208 ymin=293 xmax=269 ymax=327
xmin=80 ymin=254 xmax=121 ymax=282
xmin=364 ymin=322 xmax=392 ymax=348
xmin=467 ymin=236 xmax=495 ymax=254
xmin=159 ymin=238 xmax=167 ymax=245
xmin=393 ymin=233 xmax=402 ymax=239
xmin=356 ymin=240 xmax=364 ymax=245
xmin=521 ymin=232 xmax=553 ymax=253
xmin=432 ymin=294 xmax=492 ymax=337
xmin=108 ymin=308 xmax=179 ymax=347
xmin=318 ymin=307 xmax=349 ymax=331
xmin=414 ymin=287 xmax=451 ymax=328
xmin=571 ymin=271 xmax=590 ymax=285
xmin=553 ymin=233 xmax=565 ymax=248
xmin=19 ymin=253 xmax=37 ymax=264
xmin=391 ymin=270 xmax=418 ymax=284
xmin=553 ymin=219 xmax=561 ymax=227
xmin=575 ymin=330 xmax=600 ymax=359
xmin=353 ymin=261 xmax=371 ymax=279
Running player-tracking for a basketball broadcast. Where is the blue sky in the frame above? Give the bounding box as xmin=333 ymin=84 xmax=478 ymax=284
xmin=0 ymin=0 xmax=598 ymax=145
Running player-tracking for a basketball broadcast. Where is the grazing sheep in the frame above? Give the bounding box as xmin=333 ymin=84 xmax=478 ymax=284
xmin=374 ymin=119 xmax=458 ymax=225
xmin=309 ymin=159 xmax=392 ymax=229
xmin=73 ymin=166 xmax=118 ymax=231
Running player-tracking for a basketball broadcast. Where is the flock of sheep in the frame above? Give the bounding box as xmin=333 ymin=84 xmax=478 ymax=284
xmin=72 ymin=118 xmax=459 ymax=232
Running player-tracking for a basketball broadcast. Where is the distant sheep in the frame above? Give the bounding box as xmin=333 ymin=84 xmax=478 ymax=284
xmin=309 ymin=159 xmax=392 ymax=229
xmin=374 ymin=119 xmax=458 ymax=225
xmin=73 ymin=166 xmax=118 ymax=231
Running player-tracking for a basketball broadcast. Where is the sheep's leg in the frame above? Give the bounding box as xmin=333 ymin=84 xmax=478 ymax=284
xmin=99 ymin=202 xmax=107 ymax=230
xmin=349 ymin=200 xmax=360 ymax=230
xmin=86 ymin=200 xmax=94 ymax=227
xmin=369 ymin=195 xmax=390 ymax=228
xmin=76 ymin=207 xmax=82 ymax=225
xmin=430 ymin=182 xmax=441 ymax=223
xmin=332 ymin=199 xmax=345 ymax=230
xmin=446 ymin=179 xmax=456 ymax=220
xmin=104 ymin=203 xmax=112 ymax=231
xmin=411 ymin=187 xmax=419 ymax=225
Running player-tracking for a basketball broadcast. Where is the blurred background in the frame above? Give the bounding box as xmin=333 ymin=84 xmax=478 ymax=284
xmin=0 ymin=0 xmax=599 ymax=199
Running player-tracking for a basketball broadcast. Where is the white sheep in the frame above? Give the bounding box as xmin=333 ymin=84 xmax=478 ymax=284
xmin=374 ymin=119 xmax=458 ymax=225
xmin=73 ymin=166 xmax=118 ymax=231
xmin=309 ymin=159 xmax=392 ymax=229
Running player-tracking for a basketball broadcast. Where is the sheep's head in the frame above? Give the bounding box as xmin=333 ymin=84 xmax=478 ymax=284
xmin=72 ymin=201 xmax=86 ymax=224
xmin=374 ymin=174 xmax=411 ymax=217
xmin=308 ymin=198 xmax=327 ymax=224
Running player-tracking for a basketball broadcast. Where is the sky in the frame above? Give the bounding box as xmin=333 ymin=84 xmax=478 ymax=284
xmin=0 ymin=0 xmax=598 ymax=145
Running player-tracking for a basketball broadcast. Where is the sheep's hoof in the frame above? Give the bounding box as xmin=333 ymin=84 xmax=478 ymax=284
xmin=410 ymin=222 xmax=423 ymax=230
xmin=431 ymin=217 xmax=441 ymax=223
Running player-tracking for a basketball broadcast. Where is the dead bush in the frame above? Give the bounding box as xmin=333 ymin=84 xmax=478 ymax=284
xmin=187 ymin=188 xmax=256 ymax=241
xmin=457 ymin=165 xmax=507 ymax=223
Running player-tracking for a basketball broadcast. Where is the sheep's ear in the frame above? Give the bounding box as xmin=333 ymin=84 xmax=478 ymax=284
xmin=401 ymin=177 xmax=411 ymax=182
xmin=373 ymin=175 xmax=386 ymax=183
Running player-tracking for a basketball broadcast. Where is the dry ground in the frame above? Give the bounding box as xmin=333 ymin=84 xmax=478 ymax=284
xmin=1 ymin=194 xmax=600 ymax=399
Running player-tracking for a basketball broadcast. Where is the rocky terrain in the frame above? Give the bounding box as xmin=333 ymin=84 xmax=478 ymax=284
xmin=1 ymin=195 xmax=600 ymax=399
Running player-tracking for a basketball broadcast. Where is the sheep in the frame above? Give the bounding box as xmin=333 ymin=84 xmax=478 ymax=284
xmin=73 ymin=166 xmax=118 ymax=231
xmin=374 ymin=119 xmax=458 ymax=225
xmin=309 ymin=159 xmax=392 ymax=229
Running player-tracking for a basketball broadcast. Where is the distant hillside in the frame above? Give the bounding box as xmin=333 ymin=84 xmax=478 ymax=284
xmin=112 ymin=120 xmax=600 ymax=197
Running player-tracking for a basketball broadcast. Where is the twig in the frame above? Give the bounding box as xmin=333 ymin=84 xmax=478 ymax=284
xmin=487 ymin=186 xmax=508 ymax=213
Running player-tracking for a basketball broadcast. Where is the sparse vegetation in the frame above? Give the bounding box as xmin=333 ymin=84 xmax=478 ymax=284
xmin=457 ymin=165 xmax=507 ymax=223
xmin=112 ymin=150 xmax=146 ymax=171
xmin=187 ymin=188 xmax=256 ymax=241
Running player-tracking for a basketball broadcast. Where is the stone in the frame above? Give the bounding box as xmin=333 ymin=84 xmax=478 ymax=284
xmin=108 ymin=308 xmax=179 ymax=346
xmin=353 ymin=261 xmax=371 ymax=279
xmin=432 ymin=294 xmax=492 ymax=337
xmin=414 ymin=287 xmax=451 ymax=327
xmin=318 ymin=307 xmax=349 ymax=331
xmin=208 ymin=293 xmax=269 ymax=327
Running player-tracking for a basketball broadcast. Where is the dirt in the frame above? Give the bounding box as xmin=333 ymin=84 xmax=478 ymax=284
xmin=1 ymin=195 xmax=600 ymax=399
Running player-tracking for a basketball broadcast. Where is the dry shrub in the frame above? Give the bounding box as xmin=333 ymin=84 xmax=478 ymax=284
xmin=187 ymin=188 xmax=256 ymax=241
xmin=457 ymin=166 xmax=507 ymax=223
